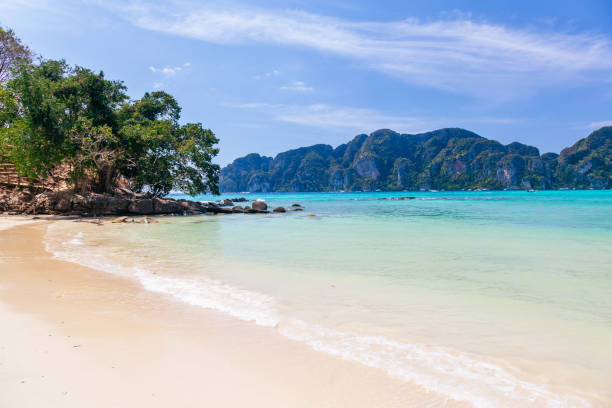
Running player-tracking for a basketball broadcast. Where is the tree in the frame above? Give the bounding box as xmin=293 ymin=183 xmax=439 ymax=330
xmin=1 ymin=58 xmax=220 ymax=196
xmin=0 ymin=26 xmax=31 ymax=84
xmin=0 ymin=60 xmax=127 ymax=184
xmin=117 ymin=92 xmax=220 ymax=196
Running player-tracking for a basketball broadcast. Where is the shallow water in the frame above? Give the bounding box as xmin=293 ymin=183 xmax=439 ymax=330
xmin=45 ymin=191 xmax=612 ymax=407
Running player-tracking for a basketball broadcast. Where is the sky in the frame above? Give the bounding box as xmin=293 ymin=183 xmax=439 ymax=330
xmin=1 ymin=0 xmax=612 ymax=165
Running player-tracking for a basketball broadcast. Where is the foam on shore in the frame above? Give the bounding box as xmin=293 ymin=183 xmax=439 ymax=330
xmin=43 ymin=223 xmax=592 ymax=408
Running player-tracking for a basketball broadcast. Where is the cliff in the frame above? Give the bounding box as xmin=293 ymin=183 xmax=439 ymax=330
xmin=220 ymin=127 xmax=612 ymax=192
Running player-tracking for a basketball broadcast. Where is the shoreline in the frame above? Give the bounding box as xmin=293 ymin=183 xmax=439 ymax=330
xmin=0 ymin=221 xmax=454 ymax=408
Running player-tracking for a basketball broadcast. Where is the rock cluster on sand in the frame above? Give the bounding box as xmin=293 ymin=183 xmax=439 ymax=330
xmin=0 ymin=189 xmax=255 ymax=217
xmin=111 ymin=216 xmax=157 ymax=224
xmin=0 ymin=188 xmax=309 ymax=219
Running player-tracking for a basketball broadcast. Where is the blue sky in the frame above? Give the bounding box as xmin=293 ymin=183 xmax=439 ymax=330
xmin=2 ymin=0 xmax=612 ymax=165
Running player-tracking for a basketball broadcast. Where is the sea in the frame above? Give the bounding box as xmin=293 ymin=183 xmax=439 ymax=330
xmin=44 ymin=190 xmax=612 ymax=407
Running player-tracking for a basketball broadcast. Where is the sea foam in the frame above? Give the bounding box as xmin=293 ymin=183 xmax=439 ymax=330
xmin=44 ymin=224 xmax=592 ymax=408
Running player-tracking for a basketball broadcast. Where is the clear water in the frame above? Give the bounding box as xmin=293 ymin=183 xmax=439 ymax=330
xmin=45 ymin=191 xmax=612 ymax=407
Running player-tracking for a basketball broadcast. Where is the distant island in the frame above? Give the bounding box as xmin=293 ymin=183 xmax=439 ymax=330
xmin=220 ymin=127 xmax=612 ymax=192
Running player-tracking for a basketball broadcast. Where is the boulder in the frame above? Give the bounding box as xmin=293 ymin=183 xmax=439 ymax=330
xmin=112 ymin=216 xmax=127 ymax=223
xmin=152 ymin=198 xmax=182 ymax=214
xmin=135 ymin=216 xmax=157 ymax=224
xmin=251 ymin=200 xmax=267 ymax=211
xmin=91 ymin=195 xmax=131 ymax=215
xmin=54 ymin=198 xmax=71 ymax=212
xmin=273 ymin=207 xmax=286 ymax=213
xmin=128 ymin=199 xmax=154 ymax=215
xmin=71 ymin=195 xmax=90 ymax=212
xmin=232 ymin=206 xmax=245 ymax=213
xmin=291 ymin=203 xmax=302 ymax=207
xmin=213 ymin=207 xmax=234 ymax=214
xmin=179 ymin=200 xmax=207 ymax=213
xmin=222 ymin=199 xmax=233 ymax=206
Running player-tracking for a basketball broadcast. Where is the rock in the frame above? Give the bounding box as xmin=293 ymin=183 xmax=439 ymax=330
xmin=91 ymin=195 xmax=130 ymax=215
xmin=222 ymin=199 xmax=233 ymax=206
xmin=112 ymin=216 xmax=127 ymax=223
xmin=152 ymin=198 xmax=182 ymax=214
xmin=54 ymin=198 xmax=71 ymax=212
xmin=291 ymin=208 xmax=304 ymax=211
xmin=273 ymin=207 xmax=286 ymax=213
xmin=125 ymin=217 xmax=134 ymax=223
xmin=128 ymin=199 xmax=153 ymax=215
xmin=251 ymin=200 xmax=267 ymax=211
xmin=213 ymin=207 xmax=234 ymax=214
xmin=381 ymin=196 xmax=416 ymax=200
xmin=71 ymin=194 xmax=90 ymax=212
xmin=179 ymin=200 xmax=207 ymax=213
xmin=232 ymin=206 xmax=245 ymax=213
xmin=291 ymin=203 xmax=302 ymax=207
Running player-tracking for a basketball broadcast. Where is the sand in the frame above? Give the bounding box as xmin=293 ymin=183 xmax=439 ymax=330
xmin=0 ymin=221 xmax=463 ymax=408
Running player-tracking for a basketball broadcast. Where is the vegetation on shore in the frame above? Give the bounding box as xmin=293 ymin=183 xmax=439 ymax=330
xmin=0 ymin=26 xmax=220 ymax=197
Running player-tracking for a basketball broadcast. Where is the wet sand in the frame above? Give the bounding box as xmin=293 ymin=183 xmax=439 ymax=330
xmin=0 ymin=221 xmax=461 ymax=408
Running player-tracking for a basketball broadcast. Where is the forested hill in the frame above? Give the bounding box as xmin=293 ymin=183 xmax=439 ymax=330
xmin=220 ymin=127 xmax=612 ymax=192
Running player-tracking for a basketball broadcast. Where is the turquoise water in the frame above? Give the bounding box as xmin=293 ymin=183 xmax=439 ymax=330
xmin=46 ymin=191 xmax=612 ymax=407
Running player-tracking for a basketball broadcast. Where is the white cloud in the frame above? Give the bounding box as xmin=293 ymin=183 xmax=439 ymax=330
xmin=152 ymin=81 xmax=165 ymax=89
xmin=229 ymin=101 xmax=519 ymax=134
xmin=253 ymin=69 xmax=282 ymax=80
xmin=280 ymin=81 xmax=313 ymax=92
xmin=586 ymin=120 xmax=612 ymax=130
xmin=149 ymin=62 xmax=191 ymax=77
xmin=231 ymin=102 xmax=425 ymax=132
xmin=114 ymin=2 xmax=612 ymax=99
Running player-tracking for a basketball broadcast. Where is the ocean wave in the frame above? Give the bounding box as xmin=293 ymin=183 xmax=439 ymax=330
xmin=279 ymin=320 xmax=591 ymax=408
xmin=44 ymin=224 xmax=592 ymax=408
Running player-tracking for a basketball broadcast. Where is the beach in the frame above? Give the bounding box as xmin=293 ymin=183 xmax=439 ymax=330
xmin=1 ymin=191 xmax=611 ymax=407
xmin=3 ymin=2 xmax=612 ymax=406
xmin=0 ymin=220 xmax=455 ymax=408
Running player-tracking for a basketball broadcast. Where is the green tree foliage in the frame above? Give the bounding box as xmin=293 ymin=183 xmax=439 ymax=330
xmin=1 ymin=60 xmax=127 ymax=185
xmin=0 ymin=58 xmax=220 ymax=196
xmin=0 ymin=26 xmax=32 ymax=84
xmin=117 ymin=92 xmax=220 ymax=195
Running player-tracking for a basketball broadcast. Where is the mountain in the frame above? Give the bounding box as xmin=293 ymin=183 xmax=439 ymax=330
xmin=220 ymin=127 xmax=612 ymax=192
